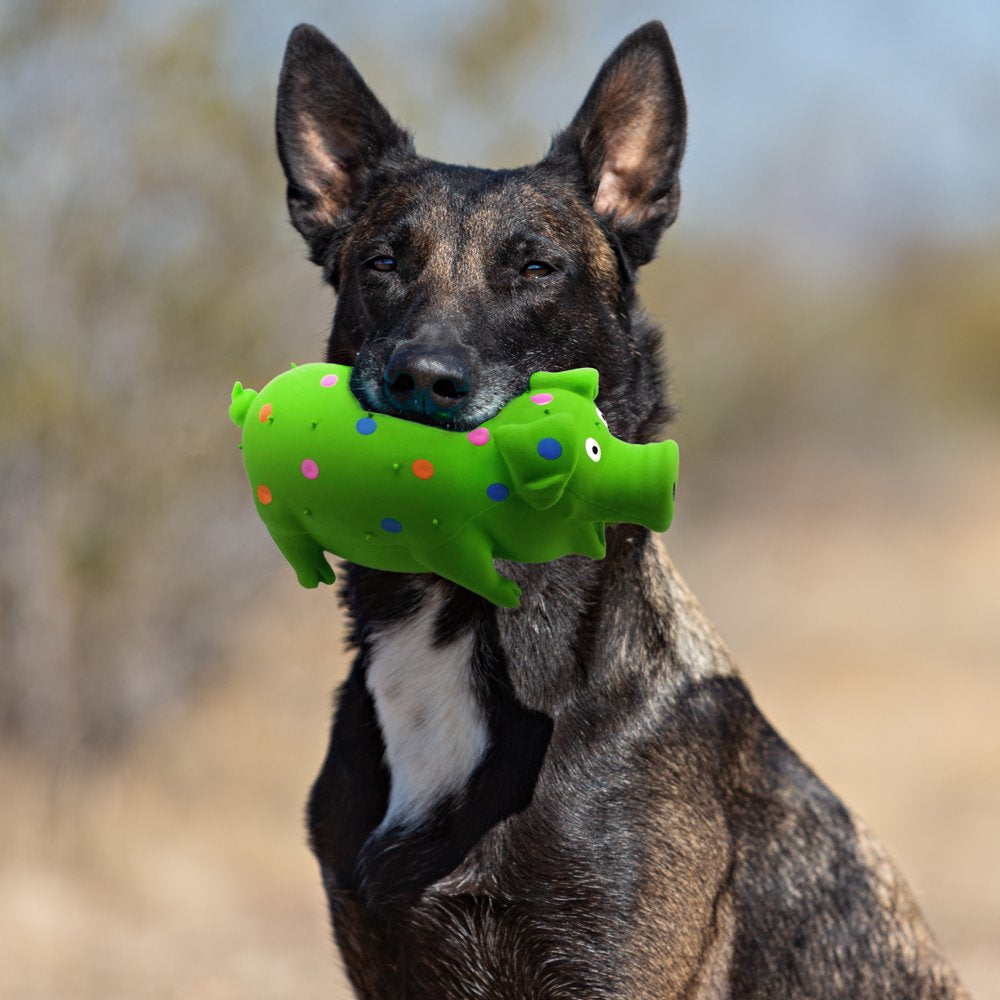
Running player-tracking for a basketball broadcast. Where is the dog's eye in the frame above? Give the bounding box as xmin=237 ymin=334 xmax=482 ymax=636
xmin=585 ymin=437 xmax=602 ymax=462
xmin=367 ymin=256 xmax=397 ymax=273
xmin=521 ymin=260 xmax=554 ymax=279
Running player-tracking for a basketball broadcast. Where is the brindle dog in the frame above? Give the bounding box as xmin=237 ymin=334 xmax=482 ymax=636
xmin=275 ymin=20 xmax=968 ymax=999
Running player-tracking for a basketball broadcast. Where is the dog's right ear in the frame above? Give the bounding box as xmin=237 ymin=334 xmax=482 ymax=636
xmin=275 ymin=24 xmax=413 ymax=267
xmin=543 ymin=22 xmax=687 ymax=271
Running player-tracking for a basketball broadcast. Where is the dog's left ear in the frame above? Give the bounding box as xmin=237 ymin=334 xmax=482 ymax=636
xmin=275 ymin=24 xmax=414 ymax=268
xmin=545 ymin=21 xmax=687 ymax=269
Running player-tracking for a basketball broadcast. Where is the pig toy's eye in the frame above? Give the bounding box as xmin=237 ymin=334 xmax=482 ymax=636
xmin=596 ymin=407 xmax=608 ymax=427
xmin=585 ymin=437 xmax=602 ymax=462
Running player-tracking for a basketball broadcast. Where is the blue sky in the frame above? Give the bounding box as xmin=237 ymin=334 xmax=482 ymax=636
xmin=7 ymin=0 xmax=1000 ymax=273
xmin=221 ymin=1 xmax=1000 ymax=239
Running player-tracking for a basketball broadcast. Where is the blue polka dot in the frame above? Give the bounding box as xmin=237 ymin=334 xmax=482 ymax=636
xmin=486 ymin=482 xmax=509 ymax=502
xmin=356 ymin=417 xmax=377 ymax=435
xmin=380 ymin=517 xmax=403 ymax=534
xmin=537 ymin=437 xmax=562 ymax=460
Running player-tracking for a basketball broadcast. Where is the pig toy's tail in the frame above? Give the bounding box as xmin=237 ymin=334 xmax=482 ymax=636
xmin=229 ymin=381 xmax=258 ymax=428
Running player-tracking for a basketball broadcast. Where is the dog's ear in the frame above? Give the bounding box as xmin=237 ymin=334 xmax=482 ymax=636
xmin=545 ymin=21 xmax=687 ymax=269
xmin=275 ymin=24 xmax=413 ymax=266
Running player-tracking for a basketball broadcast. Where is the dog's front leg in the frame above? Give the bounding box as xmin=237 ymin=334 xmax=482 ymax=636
xmin=307 ymin=655 xmax=390 ymax=894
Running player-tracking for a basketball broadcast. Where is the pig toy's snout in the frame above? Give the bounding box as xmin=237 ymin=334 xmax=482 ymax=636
xmin=617 ymin=438 xmax=679 ymax=533
xmin=571 ymin=434 xmax=678 ymax=534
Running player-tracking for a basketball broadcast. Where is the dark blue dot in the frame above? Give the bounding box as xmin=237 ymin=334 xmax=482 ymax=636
xmin=356 ymin=417 xmax=377 ymax=435
xmin=486 ymin=482 xmax=509 ymax=502
xmin=380 ymin=517 xmax=403 ymax=534
xmin=537 ymin=437 xmax=562 ymax=460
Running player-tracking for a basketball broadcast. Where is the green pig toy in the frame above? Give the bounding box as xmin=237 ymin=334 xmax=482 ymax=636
xmin=229 ymin=363 xmax=678 ymax=607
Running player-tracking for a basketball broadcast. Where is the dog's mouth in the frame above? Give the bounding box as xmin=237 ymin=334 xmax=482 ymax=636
xmin=327 ymin=347 xmax=358 ymax=368
xmin=348 ymin=365 xmax=519 ymax=433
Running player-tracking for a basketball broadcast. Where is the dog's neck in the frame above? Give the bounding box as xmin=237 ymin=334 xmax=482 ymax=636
xmin=344 ymin=525 xmax=736 ymax=900
xmin=494 ymin=525 xmax=737 ymax=716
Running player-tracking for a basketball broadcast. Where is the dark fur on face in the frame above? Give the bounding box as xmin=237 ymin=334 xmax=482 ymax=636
xmin=275 ymin=21 xmax=968 ymax=1000
xmin=277 ymin=22 xmax=683 ymax=442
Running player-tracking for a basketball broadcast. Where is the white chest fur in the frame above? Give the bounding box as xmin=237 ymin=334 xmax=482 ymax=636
xmin=366 ymin=591 xmax=488 ymax=831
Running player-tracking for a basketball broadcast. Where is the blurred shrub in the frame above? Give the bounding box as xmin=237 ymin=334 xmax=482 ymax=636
xmin=0 ymin=4 xmax=329 ymax=758
xmin=644 ymin=235 xmax=1000 ymax=456
xmin=0 ymin=1 xmax=995 ymax=762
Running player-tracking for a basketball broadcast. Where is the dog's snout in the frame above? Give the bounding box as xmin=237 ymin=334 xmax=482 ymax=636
xmin=383 ymin=343 xmax=473 ymax=419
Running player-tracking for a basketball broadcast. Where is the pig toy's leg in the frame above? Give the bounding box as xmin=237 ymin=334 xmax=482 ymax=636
xmin=266 ymin=526 xmax=336 ymax=588
xmin=418 ymin=540 xmax=522 ymax=608
xmin=567 ymin=520 xmax=607 ymax=560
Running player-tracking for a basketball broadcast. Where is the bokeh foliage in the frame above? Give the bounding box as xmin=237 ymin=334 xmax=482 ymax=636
xmin=0 ymin=4 xmax=320 ymax=755
xmin=0 ymin=0 xmax=996 ymax=760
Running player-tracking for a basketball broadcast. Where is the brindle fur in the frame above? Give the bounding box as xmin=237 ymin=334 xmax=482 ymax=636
xmin=275 ymin=21 xmax=968 ymax=999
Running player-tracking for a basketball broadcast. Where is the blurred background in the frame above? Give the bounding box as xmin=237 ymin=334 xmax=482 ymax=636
xmin=1 ymin=0 xmax=997 ymax=996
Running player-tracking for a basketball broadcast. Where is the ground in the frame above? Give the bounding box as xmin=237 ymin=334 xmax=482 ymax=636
xmin=2 ymin=429 xmax=997 ymax=999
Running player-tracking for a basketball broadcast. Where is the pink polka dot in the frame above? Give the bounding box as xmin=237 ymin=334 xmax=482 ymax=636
xmin=301 ymin=459 xmax=319 ymax=480
xmin=320 ymin=373 xmax=339 ymax=387
xmin=531 ymin=393 xmax=554 ymax=405
xmin=467 ymin=427 xmax=490 ymax=446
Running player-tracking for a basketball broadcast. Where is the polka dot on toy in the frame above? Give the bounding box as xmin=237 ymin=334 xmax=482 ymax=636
xmin=320 ymin=373 xmax=339 ymax=388
xmin=467 ymin=427 xmax=490 ymax=445
xmin=256 ymin=484 xmax=272 ymax=505
xmin=412 ymin=459 xmax=434 ymax=480
xmin=486 ymin=482 xmax=509 ymax=502
xmin=301 ymin=458 xmax=319 ymax=480
xmin=258 ymin=403 xmax=272 ymax=422
xmin=380 ymin=517 xmax=403 ymax=534
xmin=537 ymin=437 xmax=562 ymax=460
xmin=531 ymin=393 xmax=553 ymax=405
xmin=356 ymin=417 xmax=377 ymax=435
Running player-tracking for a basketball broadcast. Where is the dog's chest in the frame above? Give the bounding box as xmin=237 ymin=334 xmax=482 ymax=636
xmin=365 ymin=590 xmax=488 ymax=830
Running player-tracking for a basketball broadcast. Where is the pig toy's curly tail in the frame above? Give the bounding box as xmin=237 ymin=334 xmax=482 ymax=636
xmin=229 ymin=381 xmax=258 ymax=428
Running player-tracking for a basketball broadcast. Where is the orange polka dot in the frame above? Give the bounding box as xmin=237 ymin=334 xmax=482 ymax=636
xmin=259 ymin=402 xmax=273 ymax=422
xmin=412 ymin=459 xmax=434 ymax=480
xmin=257 ymin=484 xmax=272 ymax=505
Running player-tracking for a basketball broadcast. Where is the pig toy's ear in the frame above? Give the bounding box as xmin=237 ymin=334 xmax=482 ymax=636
xmin=494 ymin=413 xmax=580 ymax=510
xmin=529 ymin=368 xmax=600 ymax=400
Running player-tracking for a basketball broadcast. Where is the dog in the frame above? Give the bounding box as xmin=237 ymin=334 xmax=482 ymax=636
xmin=274 ymin=20 xmax=969 ymax=999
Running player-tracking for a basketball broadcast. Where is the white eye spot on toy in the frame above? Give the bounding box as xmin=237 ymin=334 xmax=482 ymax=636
xmin=596 ymin=407 xmax=608 ymax=427
xmin=585 ymin=437 xmax=602 ymax=462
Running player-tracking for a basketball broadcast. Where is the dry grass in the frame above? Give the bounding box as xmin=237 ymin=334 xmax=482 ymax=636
xmin=2 ymin=431 xmax=997 ymax=999
xmin=0 ymin=586 xmax=355 ymax=999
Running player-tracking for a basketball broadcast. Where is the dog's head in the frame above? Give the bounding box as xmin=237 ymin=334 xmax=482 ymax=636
xmin=275 ymin=22 xmax=685 ymax=444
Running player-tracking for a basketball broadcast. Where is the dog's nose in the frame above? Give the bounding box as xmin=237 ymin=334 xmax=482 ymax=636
xmin=383 ymin=344 xmax=472 ymax=419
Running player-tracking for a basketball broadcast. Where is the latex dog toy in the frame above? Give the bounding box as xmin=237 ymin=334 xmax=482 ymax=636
xmin=229 ymin=363 xmax=678 ymax=607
